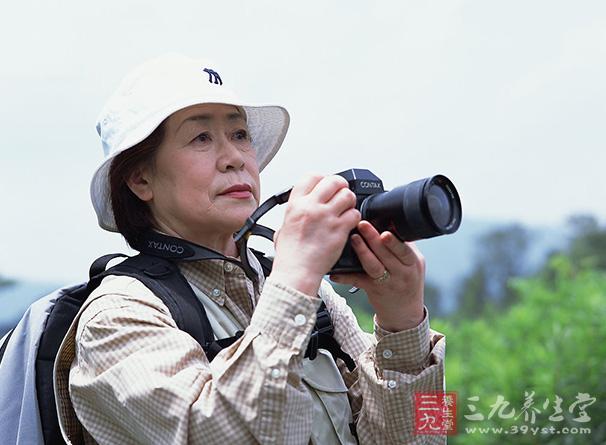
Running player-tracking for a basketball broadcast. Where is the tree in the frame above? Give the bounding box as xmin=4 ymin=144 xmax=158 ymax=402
xmin=478 ymin=224 xmax=530 ymax=306
xmin=456 ymin=265 xmax=489 ymax=318
xmin=566 ymin=214 xmax=606 ymax=271
xmin=455 ymin=224 xmax=530 ymax=318
xmin=541 ymin=215 xmax=606 ymax=284
xmin=0 ymin=275 xmax=15 ymax=288
xmin=423 ymin=281 xmax=444 ymax=318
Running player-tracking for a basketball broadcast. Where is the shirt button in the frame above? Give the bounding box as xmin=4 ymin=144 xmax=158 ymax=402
xmin=382 ymin=349 xmax=393 ymax=359
xmin=294 ymin=314 xmax=306 ymax=326
xmin=387 ymin=380 xmax=397 ymax=389
xmin=224 ymin=262 xmax=234 ymax=272
xmin=271 ymin=368 xmax=281 ymax=379
xmin=211 ymin=288 xmax=221 ymax=297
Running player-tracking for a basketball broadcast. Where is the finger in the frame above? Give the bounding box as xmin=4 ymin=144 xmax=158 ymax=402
xmin=340 ymin=208 xmax=362 ymax=231
xmin=289 ymin=174 xmax=324 ymax=200
xmin=381 ymin=232 xmax=421 ymax=267
xmin=328 ymin=187 xmax=357 ymax=215
xmin=310 ymin=175 xmax=349 ymax=203
xmin=350 ymin=234 xmax=386 ymax=279
xmin=356 ymin=221 xmax=401 ymax=270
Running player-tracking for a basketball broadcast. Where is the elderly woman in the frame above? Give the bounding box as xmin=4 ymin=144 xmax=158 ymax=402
xmin=54 ymin=55 xmax=445 ymax=444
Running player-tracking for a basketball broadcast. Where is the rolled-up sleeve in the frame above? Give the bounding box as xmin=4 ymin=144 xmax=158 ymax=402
xmin=65 ymin=276 xmax=322 ymax=445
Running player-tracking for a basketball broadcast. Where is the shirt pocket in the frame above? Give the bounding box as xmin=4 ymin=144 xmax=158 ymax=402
xmin=302 ymin=349 xmax=357 ymax=445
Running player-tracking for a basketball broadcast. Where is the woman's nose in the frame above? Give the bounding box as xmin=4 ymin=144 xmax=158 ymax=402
xmin=217 ymin=137 xmax=245 ymax=171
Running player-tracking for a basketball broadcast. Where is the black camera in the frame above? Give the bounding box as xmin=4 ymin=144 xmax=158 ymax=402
xmin=234 ymin=168 xmax=462 ymax=280
xmin=329 ymin=169 xmax=462 ymax=274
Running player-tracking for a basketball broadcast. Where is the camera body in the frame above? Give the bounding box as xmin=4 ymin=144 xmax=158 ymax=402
xmin=329 ymin=168 xmax=462 ymax=274
xmin=329 ymin=169 xmax=385 ymax=273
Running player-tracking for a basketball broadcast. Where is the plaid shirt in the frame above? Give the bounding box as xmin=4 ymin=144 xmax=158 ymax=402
xmin=54 ymin=252 xmax=446 ymax=444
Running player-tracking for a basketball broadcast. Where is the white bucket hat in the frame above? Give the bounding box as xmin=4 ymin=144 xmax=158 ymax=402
xmin=91 ymin=54 xmax=290 ymax=232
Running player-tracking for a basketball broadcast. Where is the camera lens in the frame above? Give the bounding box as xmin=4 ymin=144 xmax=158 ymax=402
xmin=360 ymin=175 xmax=462 ymax=242
xmin=426 ymin=184 xmax=451 ymax=228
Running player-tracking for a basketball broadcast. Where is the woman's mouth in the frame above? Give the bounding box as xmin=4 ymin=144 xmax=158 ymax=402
xmin=219 ymin=184 xmax=253 ymax=199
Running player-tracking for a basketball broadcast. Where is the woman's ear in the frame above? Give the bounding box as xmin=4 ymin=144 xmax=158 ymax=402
xmin=126 ymin=165 xmax=154 ymax=202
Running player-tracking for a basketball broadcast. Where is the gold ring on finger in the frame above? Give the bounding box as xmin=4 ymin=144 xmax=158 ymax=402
xmin=374 ymin=269 xmax=390 ymax=284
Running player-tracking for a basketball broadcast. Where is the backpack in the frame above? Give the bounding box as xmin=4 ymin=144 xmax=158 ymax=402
xmin=0 ymin=233 xmax=355 ymax=445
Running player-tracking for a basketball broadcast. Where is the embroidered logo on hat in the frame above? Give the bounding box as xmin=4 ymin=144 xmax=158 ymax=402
xmin=203 ymin=68 xmax=223 ymax=85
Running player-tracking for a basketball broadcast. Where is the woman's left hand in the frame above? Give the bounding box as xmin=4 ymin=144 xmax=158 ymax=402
xmin=330 ymin=220 xmax=425 ymax=332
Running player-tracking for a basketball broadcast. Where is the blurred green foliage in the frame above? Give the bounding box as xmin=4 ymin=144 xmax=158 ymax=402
xmin=437 ymin=256 xmax=605 ymax=444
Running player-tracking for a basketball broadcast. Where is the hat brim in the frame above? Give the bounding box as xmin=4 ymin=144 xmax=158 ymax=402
xmin=90 ymin=99 xmax=289 ymax=232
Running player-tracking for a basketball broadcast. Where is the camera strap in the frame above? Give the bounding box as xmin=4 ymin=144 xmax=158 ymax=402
xmin=135 ymin=231 xmax=259 ymax=281
xmin=234 ymin=188 xmax=292 ymax=279
xmin=134 ymin=183 xmax=290 ymax=281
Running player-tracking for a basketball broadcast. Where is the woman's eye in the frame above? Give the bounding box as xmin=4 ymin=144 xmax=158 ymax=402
xmin=194 ymin=132 xmax=211 ymax=143
xmin=233 ymin=129 xmax=249 ymax=141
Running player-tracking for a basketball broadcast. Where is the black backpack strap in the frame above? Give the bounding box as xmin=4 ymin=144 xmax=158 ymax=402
xmin=36 ymin=282 xmax=94 ymax=445
xmin=204 ymin=330 xmax=245 ymax=362
xmin=305 ymin=302 xmax=357 ymax=372
xmin=249 ymin=248 xmax=273 ymax=276
xmin=107 ymin=255 xmax=252 ymax=360
xmin=92 ymin=254 xmax=251 ymax=361
xmin=107 ymin=254 xmax=215 ymax=348
xmin=88 ymin=253 xmax=129 ymax=279
xmin=0 ymin=328 xmax=15 ymax=363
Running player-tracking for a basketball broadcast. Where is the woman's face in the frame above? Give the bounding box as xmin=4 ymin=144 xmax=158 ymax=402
xmin=141 ymin=103 xmax=261 ymax=245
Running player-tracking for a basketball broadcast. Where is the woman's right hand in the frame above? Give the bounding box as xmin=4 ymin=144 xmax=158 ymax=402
xmin=269 ymin=174 xmax=361 ymax=296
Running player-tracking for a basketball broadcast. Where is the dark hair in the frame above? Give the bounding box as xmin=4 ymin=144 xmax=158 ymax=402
xmin=109 ymin=123 xmax=165 ymax=248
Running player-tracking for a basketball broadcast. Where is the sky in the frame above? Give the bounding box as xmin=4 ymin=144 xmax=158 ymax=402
xmin=1 ymin=0 xmax=605 ymax=283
